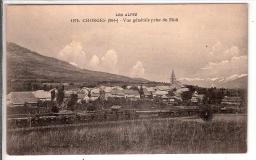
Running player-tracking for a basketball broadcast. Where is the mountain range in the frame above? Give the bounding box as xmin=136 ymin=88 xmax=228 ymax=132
xmin=180 ymin=74 xmax=248 ymax=89
xmin=7 ymin=42 xmax=148 ymax=84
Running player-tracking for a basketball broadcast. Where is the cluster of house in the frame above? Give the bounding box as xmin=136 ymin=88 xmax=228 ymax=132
xmin=64 ymin=84 xmax=187 ymax=103
xmin=6 ymin=85 xmax=203 ymax=107
xmin=6 ymin=70 xmax=204 ymax=107
xmin=7 ymin=85 xmax=243 ymax=109
xmin=6 ymin=70 xmax=243 ymax=109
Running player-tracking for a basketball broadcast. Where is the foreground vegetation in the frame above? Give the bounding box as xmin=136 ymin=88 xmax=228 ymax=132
xmin=7 ymin=114 xmax=246 ymax=154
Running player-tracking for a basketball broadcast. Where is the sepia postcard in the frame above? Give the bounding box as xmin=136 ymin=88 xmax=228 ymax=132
xmin=2 ymin=2 xmax=249 ymax=158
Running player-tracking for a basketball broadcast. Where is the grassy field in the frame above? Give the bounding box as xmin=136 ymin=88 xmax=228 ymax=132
xmin=7 ymin=114 xmax=247 ymax=155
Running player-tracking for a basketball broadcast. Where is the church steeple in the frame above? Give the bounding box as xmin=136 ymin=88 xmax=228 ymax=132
xmin=171 ymin=69 xmax=176 ymax=84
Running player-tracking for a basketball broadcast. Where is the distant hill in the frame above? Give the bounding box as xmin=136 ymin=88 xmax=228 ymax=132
xmin=218 ymin=76 xmax=248 ymax=89
xmin=7 ymin=42 xmax=149 ymax=84
xmin=180 ymin=75 xmax=248 ymax=89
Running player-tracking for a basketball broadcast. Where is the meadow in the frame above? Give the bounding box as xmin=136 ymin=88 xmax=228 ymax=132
xmin=7 ymin=114 xmax=247 ymax=154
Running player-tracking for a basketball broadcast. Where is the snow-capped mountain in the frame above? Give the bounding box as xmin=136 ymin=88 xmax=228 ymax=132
xmin=179 ymin=74 xmax=248 ymax=89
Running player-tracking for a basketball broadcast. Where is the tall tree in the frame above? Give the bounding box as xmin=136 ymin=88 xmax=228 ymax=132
xmin=56 ymin=85 xmax=64 ymax=105
xmin=181 ymin=91 xmax=193 ymax=101
xmin=51 ymin=89 xmax=56 ymax=101
xmin=138 ymin=85 xmax=144 ymax=99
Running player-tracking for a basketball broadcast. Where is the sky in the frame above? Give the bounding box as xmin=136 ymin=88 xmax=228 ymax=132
xmin=5 ymin=4 xmax=248 ymax=82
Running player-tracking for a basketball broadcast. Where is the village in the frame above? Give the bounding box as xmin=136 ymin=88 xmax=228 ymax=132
xmin=7 ymin=70 xmax=245 ymax=117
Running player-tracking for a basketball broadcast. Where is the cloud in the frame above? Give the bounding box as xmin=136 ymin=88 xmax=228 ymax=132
xmin=88 ymin=55 xmax=100 ymax=69
xmin=223 ymin=46 xmax=239 ymax=57
xmin=100 ymin=49 xmax=119 ymax=74
xmin=210 ymin=41 xmax=223 ymax=55
xmin=195 ymin=43 xmax=247 ymax=80
xmin=130 ymin=61 xmax=145 ymax=78
xmin=199 ymin=55 xmax=247 ymax=78
xmin=58 ymin=40 xmax=87 ymax=68
xmin=201 ymin=60 xmax=229 ymax=70
xmin=58 ymin=42 xmax=120 ymax=74
xmin=208 ymin=42 xmax=240 ymax=62
xmin=88 ymin=49 xmax=119 ymax=74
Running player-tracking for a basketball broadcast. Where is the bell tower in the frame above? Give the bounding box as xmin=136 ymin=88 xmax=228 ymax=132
xmin=171 ymin=69 xmax=176 ymax=85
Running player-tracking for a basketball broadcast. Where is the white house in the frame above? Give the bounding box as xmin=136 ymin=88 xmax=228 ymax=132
xmin=154 ymin=90 xmax=169 ymax=97
xmin=191 ymin=91 xmax=204 ymax=104
xmin=124 ymin=89 xmax=140 ymax=101
xmin=32 ymin=90 xmax=51 ymax=101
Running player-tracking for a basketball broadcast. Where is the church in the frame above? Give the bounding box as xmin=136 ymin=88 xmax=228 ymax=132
xmin=169 ymin=69 xmax=190 ymax=97
xmin=170 ymin=69 xmax=185 ymax=90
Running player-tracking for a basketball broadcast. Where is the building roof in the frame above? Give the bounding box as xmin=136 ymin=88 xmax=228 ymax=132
xmin=123 ymin=89 xmax=140 ymax=96
xmin=32 ymin=90 xmax=51 ymax=99
xmin=126 ymin=86 xmax=132 ymax=89
xmin=142 ymin=88 xmax=151 ymax=96
xmin=170 ymin=96 xmax=182 ymax=101
xmin=112 ymin=86 xmax=124 ymax=90
xmin=156 ymin=86 xmax=170 ymax=91
xmin=170 ymin=81 xmax=184 ymax=90
xmin=9 ymin=91 xmax=38 ymax=106
xmin=64 ymin=90 xmax=77 ymax=97
xmin=79 ymin=88 xmax=90 ymax=95
xmin=175 ymin=87 xmax=189 ymax=93
xmin=154 ymin=90 xmax=169 ymax=96
xmin=145 ymin=87 xmax=156 ymax=92
xmin=102 ymin=86 xmax=113 ymax=93
xmin=110 ymin=89 xmax=125 ymax=96
xmin=91 ymin=88 xmax=100 ymax=94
